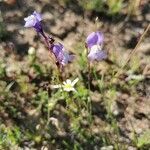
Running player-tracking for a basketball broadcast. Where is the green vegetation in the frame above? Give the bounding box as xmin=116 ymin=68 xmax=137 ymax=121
xmin=0 ymin=0 xmax=149 ymax=149
xmin=59 ymin=0 xmax=141 ymax=15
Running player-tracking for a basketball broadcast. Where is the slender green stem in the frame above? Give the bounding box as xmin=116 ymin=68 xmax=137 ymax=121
xmin=93 ymin=66 xmax=104 ymax=94
xmin=86 ymin=47 xmax=92 ymax=123
xmin=46 ymin=67 xmax=62 ymax=126
xmin=88 ymin=64 xmax=92 ymax=123
xmin=47 ymin=101 xmax=50 ymax=126
xmin=65 ymin=93 xmax=73 ymax=121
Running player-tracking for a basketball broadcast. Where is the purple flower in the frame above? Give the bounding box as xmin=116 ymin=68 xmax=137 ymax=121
xmin=24 ymin=11 xmax=43 ymax=33
xmin=86 ymin=31 xmax=107 ymax=61
xmin=88 ymin=45 xmax=107 ymax=61
xmin=51 ymin=43 xmax=74 ymax=66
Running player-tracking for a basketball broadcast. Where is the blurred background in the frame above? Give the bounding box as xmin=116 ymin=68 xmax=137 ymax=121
xmin=0 ymin=0 xmax=150 ymax=149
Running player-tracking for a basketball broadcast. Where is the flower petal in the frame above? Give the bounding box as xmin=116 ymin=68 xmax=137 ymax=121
xmin=51 ymin=84 xmax=62 ymax=89
xmin=63 ymin=87 xmax=76 ymax=92
xmin=33 ymin=11 xmax=42 ymax=21
xmin=24 ymin=15 xmax=36 ymax=27
xmin=66 ymin=79 xmax=72 ymax=84
xmin=51 ymin=43 xmax=73 ymax=66
xmin=24 ymin=11 xmax=42 ymax=29
xmin=88 ymin=50 xmax=107 ymax=61
xmin=96 ymin=51 xmax=107 ymax=60
xmin=63 ymin=81 xmax=66 ymax=85
xmin=61 ymin=52 xmax=74 ymax=65
xmin=71 ymin=78 xmax=79 ymax=86
xmin=96 ymin=32 xmax=104 ymax=45
xmin=52 ymin=43 xmax=62 ymax=57
xmin=86 ymin=32 xmax=104 ymax=48
xmin=86 ymin=32 xmax=98 ymax=48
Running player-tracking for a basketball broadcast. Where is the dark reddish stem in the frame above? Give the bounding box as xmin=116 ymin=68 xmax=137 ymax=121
xmin=40 ymin=31 xmax=63 ymax=82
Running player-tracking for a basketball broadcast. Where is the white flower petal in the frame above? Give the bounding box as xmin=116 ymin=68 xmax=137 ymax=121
xmin=66 ymin=79 xmax=72 ymax=84
xmin=51 ymin=84 xmax=62 ymax=89
xmin=71 ymin=78 xmax=79 ymax=86
xmin=63 ymin=81 xmax=66 ymax=85
xmin=64 ymin=87 xmax=75 ymax=92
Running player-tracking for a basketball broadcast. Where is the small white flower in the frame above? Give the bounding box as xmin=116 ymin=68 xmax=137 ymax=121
xmin=51 ymin=78 xmax=79 ymax=92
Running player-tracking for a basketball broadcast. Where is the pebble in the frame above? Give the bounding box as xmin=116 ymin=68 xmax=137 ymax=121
xmin=28 ymin=47 xmax=36 ymax=55
xmin=100 ymin=145 xmax=113 ymax=150
xmin=128 ymin=146 xmax=137 ymax=150
xmin=145 ymin=14 xmax=150 ymax=21
xmin=41 ymin=146 xmax=49 ymax=150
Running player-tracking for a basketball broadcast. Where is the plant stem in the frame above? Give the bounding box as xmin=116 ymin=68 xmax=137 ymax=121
xmin=47 ymin=102 xmax=50 ymax=126
xmin=115 ymin=24 xmax=150 ymax=78
xmin=123 ymin=24 xmax=149 ymax=69
xmin=93 ymin=66 xmax=104 ymax=94
xmin=86 ymin=46 xmax=92 ymax=123
xmin=42 ymin=33 xmax=63 ymax=82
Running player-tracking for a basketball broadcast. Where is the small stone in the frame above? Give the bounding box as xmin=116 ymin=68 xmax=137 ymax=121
xmin=36 ymin=124 xmax=40 ymax=130
xmin=145 ymin=14 xmax=150 ymax=21
xmin=41 ymin=146 xmax=48 ymax=150
xmin=49 ymin=117 xmax=59 ymax=129
xmin=100 ymin=145 xmax=113 ymax=150
xmin=92 ymin=127 xmax=99 ymax=134
xmin=28 ymin=47 xmax=36 ymax=55
xmin=6 ymin=63 xmax=21 ymax=77
xmin=128 ymin=146 xmax=137 ymax=150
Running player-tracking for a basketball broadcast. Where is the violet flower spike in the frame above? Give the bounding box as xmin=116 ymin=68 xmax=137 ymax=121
xmin=24 ymin=11 xmax=43 ymax=34
xmin=51 ymin=43 xmax=74 ymax=66
xmin=86 ymin=31 xmax=107 ymax=61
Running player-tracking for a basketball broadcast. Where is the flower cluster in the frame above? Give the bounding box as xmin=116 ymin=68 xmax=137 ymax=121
xmin=24 ymin=11 xmax=73 ymax=68
xmin=24 ymin=11 xmax=107 ymax=65
xmin=24 ymin=11 xmax=107 ymax=92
